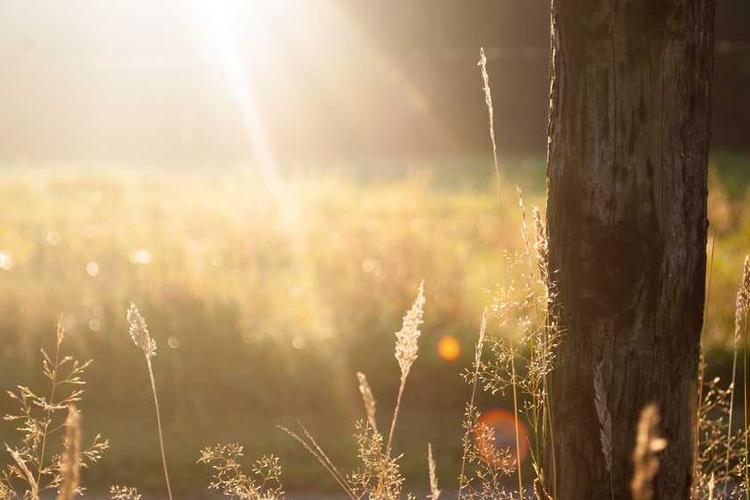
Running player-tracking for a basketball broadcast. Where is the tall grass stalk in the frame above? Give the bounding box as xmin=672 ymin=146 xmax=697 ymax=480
xmin=127 ymin=304 xmax=174 ymax=500
xmin=478 ymin=47 xmax=502 ymax=203
xmin=479 ymin=45 xmax=524 ymax=498
xmin=386 ymin=281 xmax=425 ymax=456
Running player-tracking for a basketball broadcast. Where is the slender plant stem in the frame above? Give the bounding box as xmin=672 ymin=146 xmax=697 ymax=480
xmin=510 ymin=343 xmax=524 ymax=498
xmin=146 ymin=357 xmax=173 ymax=500
xmin=35 ymin=339 xmax=61 ymax=493
xmin=386 ymin=378 xmax=406 ymax=456
xmin=457 ymin=312 xmax=486 ymax=500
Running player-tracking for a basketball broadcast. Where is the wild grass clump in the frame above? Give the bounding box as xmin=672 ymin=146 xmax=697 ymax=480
xmin=197 ymin=444 xmax=283 ymax=499
xmin=457 ymin=190 xmax=559 ymax=499
xmin=692 ymin=255 xmax=750 ymax=499
xmin=0 ymin=323 xmax=108 ymax=499
xmin=273 ymin=282 xmax=425 ymax=500
xmin=109 ymin=486 xmax=141 ymax=500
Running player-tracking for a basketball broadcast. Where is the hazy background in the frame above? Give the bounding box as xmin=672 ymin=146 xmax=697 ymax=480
xmin=0 ymin=0 xmax=748 ymax=169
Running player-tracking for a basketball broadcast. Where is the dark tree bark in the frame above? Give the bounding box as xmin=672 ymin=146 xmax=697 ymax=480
xmin=545 ymin=1 xmax=715 ymax=499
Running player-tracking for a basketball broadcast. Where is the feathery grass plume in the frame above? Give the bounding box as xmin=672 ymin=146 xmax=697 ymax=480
xmin=57 ymin=405 xmax=81 ymax=500
xmin=427 ymin=443 xmax=440 ymax=500
xmin=631 ymin=404 xmax=667 ymax=500
xmin=2 ymin=325 xmax=107 ymax=499
xmin=126 ymin=304 xmax=173 ymax=500
xmin=356 ymin=372 xmax=378 ymax=433
xmin=387 ymin=281 xmax=425 ymax=455
xmin=127 ymin=303 xmax=156 ymax=359
xmin=478 ymin=47 xmax=501 ymax=201
xmin=394 ymin=281 xmax=426 ymax=382
xmin=197 ymin=443 xmax=283 ymax=499
xmin=109 ymin=486 xmax=142 ymax=500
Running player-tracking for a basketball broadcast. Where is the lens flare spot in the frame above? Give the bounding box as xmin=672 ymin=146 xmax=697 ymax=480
xmin=130 ymin=248 xmax=153 ymax=265
xmin=85 ymin=261 xmax=99 ymax=277
xmin=475 ymin=409 xmax=530 ymax=467
xmin=292 ymin=335 xmax=305 ymax=350
xmin=437 ymin=335 xmax=461 ymax=362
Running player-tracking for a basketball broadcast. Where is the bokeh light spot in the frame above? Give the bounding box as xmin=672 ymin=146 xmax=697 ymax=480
xmin=437 ymin=335 xmax=461 ymax=362
xmin=46 ymin=231 xmax=61 ymax=246
xmin=475 ymin=409 xmax=530 ymax=467
xmin=130 ymin=248 xmax=153 ymax=265
xmin=85 ymin=261 xmax=99 ymax=277
xmin=292 ymin=335 xmax=305 ymax=350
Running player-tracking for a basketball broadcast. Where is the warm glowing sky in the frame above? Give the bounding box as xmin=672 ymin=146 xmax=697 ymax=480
xmin=0 ymin=1 xmax=458 ymax=167
xmin=1 ymin=1 xmax=745 ymax=167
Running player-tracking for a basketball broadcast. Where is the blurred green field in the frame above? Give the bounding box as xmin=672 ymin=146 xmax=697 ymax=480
xmin=0 ymin=155 xmax=748 ymax=494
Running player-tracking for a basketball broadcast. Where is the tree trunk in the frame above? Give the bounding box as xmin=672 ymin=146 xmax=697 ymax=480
xmin=545 ymin=1 xmax=715 ymax=499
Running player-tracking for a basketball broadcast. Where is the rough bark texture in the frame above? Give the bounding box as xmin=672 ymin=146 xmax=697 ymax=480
xmin=545 ymin=1 xmax=715 ymax=499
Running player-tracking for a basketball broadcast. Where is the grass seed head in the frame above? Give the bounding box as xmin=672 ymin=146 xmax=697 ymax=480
xmin=395 ymin=281 xmax=425 ymax=381
xmin=127 ymin=303 xmax=157 ymax=359
xmin=356 ymin=372 xmax=378 ymax=432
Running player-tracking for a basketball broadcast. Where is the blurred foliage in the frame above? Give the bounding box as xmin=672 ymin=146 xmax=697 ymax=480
xmin=0 ymin=155 xmax=747 ymax=493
